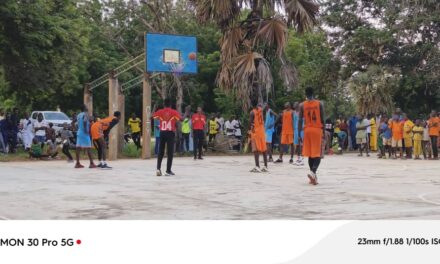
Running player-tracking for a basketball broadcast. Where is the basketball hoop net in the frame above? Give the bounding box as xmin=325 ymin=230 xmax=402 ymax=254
xmin=168 ymin=61 xmax=185 ymax=77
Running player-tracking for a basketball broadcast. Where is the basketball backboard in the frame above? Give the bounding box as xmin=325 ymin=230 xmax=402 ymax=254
xmin=145 ymin=33 xmax=198 ymax=74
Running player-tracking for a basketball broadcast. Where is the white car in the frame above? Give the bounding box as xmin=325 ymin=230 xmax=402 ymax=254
xmin=30 ymin=111 xmax=72 ymax=133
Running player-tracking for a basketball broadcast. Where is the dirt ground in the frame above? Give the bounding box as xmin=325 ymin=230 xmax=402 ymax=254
xmin=1 ymin=154 xmax=440 ymax=220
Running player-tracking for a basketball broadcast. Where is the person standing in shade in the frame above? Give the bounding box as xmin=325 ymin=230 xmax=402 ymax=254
xmin=128 ymin=113 xmax=142 ymax=149
xmin=264 ymin=103 xmax=277 ymax=162
xmin=191 ymin=106 xmax=206 ymax=160
xmin=74 ymin=105 xmax=96 ymax=169
xmin=33 ymin=113 xmax=48 ymax=148
xmin=299 ymin=87 xmax=324 ymax=185
xmin=231 ymin=115 xmax=242 ymax=151
xmin=181 ymin=116 xmax=191 ymax=153
xmin=208 ymin=116 xmax=219 ymax=144
xmin=355 ymin=114 xmax=370 ymax=157
xmin=153 ymin=99 xmax=182 ymax=176
xmin=369 ymin=113 xmax=378 ymax=152
xmin=20 ymin=112 xmax=34 ymax=151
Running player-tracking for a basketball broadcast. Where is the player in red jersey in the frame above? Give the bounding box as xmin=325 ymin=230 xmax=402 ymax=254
xmin=153 ymin=98 xmax=183 ymax=176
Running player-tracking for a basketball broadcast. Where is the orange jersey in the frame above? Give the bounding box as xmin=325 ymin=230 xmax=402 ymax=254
xmin=281 ymin=110 xmax=294 ymax=135
xmin=303 ymin=100 xmax=323 ymax=129
xmin=428 ymin=117 xmax=440 ymax=136
xmin=252 ymin=107 xmax=265 ymax=135
xmin=389 ymin=120 xmax=403 ymax=140
xmin=251 ymin=107 xmax=266 ymax=152
xmin=91 ymin=116 xmax=115 ymax=140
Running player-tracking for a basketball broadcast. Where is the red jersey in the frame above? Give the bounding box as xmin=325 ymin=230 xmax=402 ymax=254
xmin=303 ymin=100 xmax=323 ymax=128
xmin=252 ymin=107 xmax=265 ymax=135
xmin=191 ymin=113 xmax=206 ymax=130
xmin=153 ymin=107 xmax=182 ymax=132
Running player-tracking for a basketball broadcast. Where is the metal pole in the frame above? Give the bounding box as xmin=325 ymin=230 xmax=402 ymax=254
xmin=117 ymin=83 xmax=125 ymax=158
xmin=108 ymin=70 xmax=119 ymax=161
xmin=142 ymin=72 xmax=152 ymax=159
xmin=83 ymin=84 xmax=93 ymax=115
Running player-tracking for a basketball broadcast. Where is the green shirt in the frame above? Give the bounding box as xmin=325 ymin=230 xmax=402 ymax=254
xmin=31 ymin=143 xmax=42 ymax=156
xmin=182 ymin=118 xmax=191 ymax=134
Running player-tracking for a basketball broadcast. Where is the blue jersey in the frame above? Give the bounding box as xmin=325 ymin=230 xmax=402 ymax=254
xmin=265 ymin=110 xmax=275 ymax=132
xmin=77 ymin=112 xmax=90 ymax=135
xmin=380 ymin=123 xmax=392 ymax=139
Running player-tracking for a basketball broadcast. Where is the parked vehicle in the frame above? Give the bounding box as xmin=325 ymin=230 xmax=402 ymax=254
xmin=30 ymin=111 xmax=71 ymax=133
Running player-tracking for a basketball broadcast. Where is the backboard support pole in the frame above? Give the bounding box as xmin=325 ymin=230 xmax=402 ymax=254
xmin=108 ymin=71 xmax=119 ymax=161
xmin=142 ymin=72 xmax=152 ymax=159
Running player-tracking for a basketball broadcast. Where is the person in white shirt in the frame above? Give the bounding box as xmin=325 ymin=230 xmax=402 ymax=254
xmin=215 ymin=113 xmax=225 ymax=134
xmin=33 ymin=113 xmax=48 ymax=147
xmin=365 ymin=115 xmax=371 ymax=153
xmin=20 ymin=112 xmax=34 ymax=150
xmin=231 ymin=116 xmax=242 ymax=151
xmin=224 ymin=117 xmax=235 ymax=137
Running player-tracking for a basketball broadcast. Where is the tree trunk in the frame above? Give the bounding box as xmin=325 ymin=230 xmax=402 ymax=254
xmin=175 ymin=75 xmax=183 ymax=113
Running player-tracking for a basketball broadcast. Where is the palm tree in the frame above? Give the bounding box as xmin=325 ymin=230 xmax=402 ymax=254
xmin=189 ymin=0 xmax=319 ymax=109
xmin=347 ymin=65 xmax=400 ymax=115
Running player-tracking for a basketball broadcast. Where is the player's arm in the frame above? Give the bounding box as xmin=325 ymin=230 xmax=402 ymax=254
xmin=249 ymin=111 xmax=255 ymax=132
xmin=319 ymin=102 xmax=325 ymax=135
xmin=298 ymin=103 xmax=304 ymax=132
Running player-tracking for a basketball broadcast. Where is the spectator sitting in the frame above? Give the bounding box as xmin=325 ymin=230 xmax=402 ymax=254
xmin=29 ymin=138 xmax=48 ymax=159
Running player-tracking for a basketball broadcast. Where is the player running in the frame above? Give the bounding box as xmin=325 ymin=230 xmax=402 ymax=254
xmin=153 ymin=99 xmax=182 ymax=176
xmin=90 ymin=111 xmax=121 ymax=169
xmin=298 ymin=87 xmax=325 ymax=185
xmin=249 ymin=99 xmax=268 ymax=173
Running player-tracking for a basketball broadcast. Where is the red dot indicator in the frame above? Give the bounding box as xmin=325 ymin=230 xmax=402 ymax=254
xmin=76 ymin=239 xmax=82 ymax=245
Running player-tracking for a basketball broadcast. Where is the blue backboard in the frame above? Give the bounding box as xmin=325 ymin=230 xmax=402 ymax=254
xmin=145 ymin=33 xmax=198 ymax=74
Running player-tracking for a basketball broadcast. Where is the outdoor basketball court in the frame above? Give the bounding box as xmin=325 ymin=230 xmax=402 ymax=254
xmin=1 ymin=154 xmax=440 ymax=220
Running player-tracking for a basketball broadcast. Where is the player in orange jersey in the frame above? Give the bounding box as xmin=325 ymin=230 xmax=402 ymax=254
xmin=249 ymin=99 xmax=268 ymax=173
xmin=299 ymin=87 xmax=325 ymax=185
xmin=274 ymin=102 xmax=295 ymax=163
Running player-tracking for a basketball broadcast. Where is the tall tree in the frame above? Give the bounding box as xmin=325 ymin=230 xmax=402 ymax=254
xmin=323 ymin=0 xmax=440 ymax=116
xmin=189 ymin=0 xmax=319 ymax=109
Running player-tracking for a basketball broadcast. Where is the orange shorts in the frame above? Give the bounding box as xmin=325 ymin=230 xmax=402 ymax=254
xmin=90 ymin=122 xmax=103 ymax=140
xmin=251 ymin=133 xmax=267 ymax=153
xmin=281 ymin=133 xmax=293 ymax=145
xmin=302 ymin=127 xmax=323 ymax=158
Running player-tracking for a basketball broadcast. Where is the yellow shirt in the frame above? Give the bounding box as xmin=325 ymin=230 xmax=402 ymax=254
xmin=209 ymin=120 xmax=218 ymax=135
xmin=403 ymin=119 xmax=414 ymax=139
xmin=334 ymin=119 xmax=341 ymax=133
xmin=412 ymin=126 xmax=423 ymax=141
xmin=128 ymin=118 xmax=141 ymax=133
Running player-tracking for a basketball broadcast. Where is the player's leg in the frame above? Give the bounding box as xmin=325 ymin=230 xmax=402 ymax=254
xmin=86 ymin=147 xmax=96 ymax=168
xmin=166 ymin=132 xmax=175 ymax=175
xmin=156 ymin=132 xmax=166 ymax=175
xmin=289 ymin=143 xmax=294 ymax=163
xmin=197 ymin=131 xmax=204 ymax=159
xmin=75 ymin=147 xmax=83 ymax=168
xmin=193 ymin=131 xmax=199 ymax=159
xmin=93 ymin=139 xmax=102 ymax=166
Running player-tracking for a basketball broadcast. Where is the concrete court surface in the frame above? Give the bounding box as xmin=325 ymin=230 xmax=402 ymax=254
xmin=1 ymin=154 xmax=440 ymax=220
